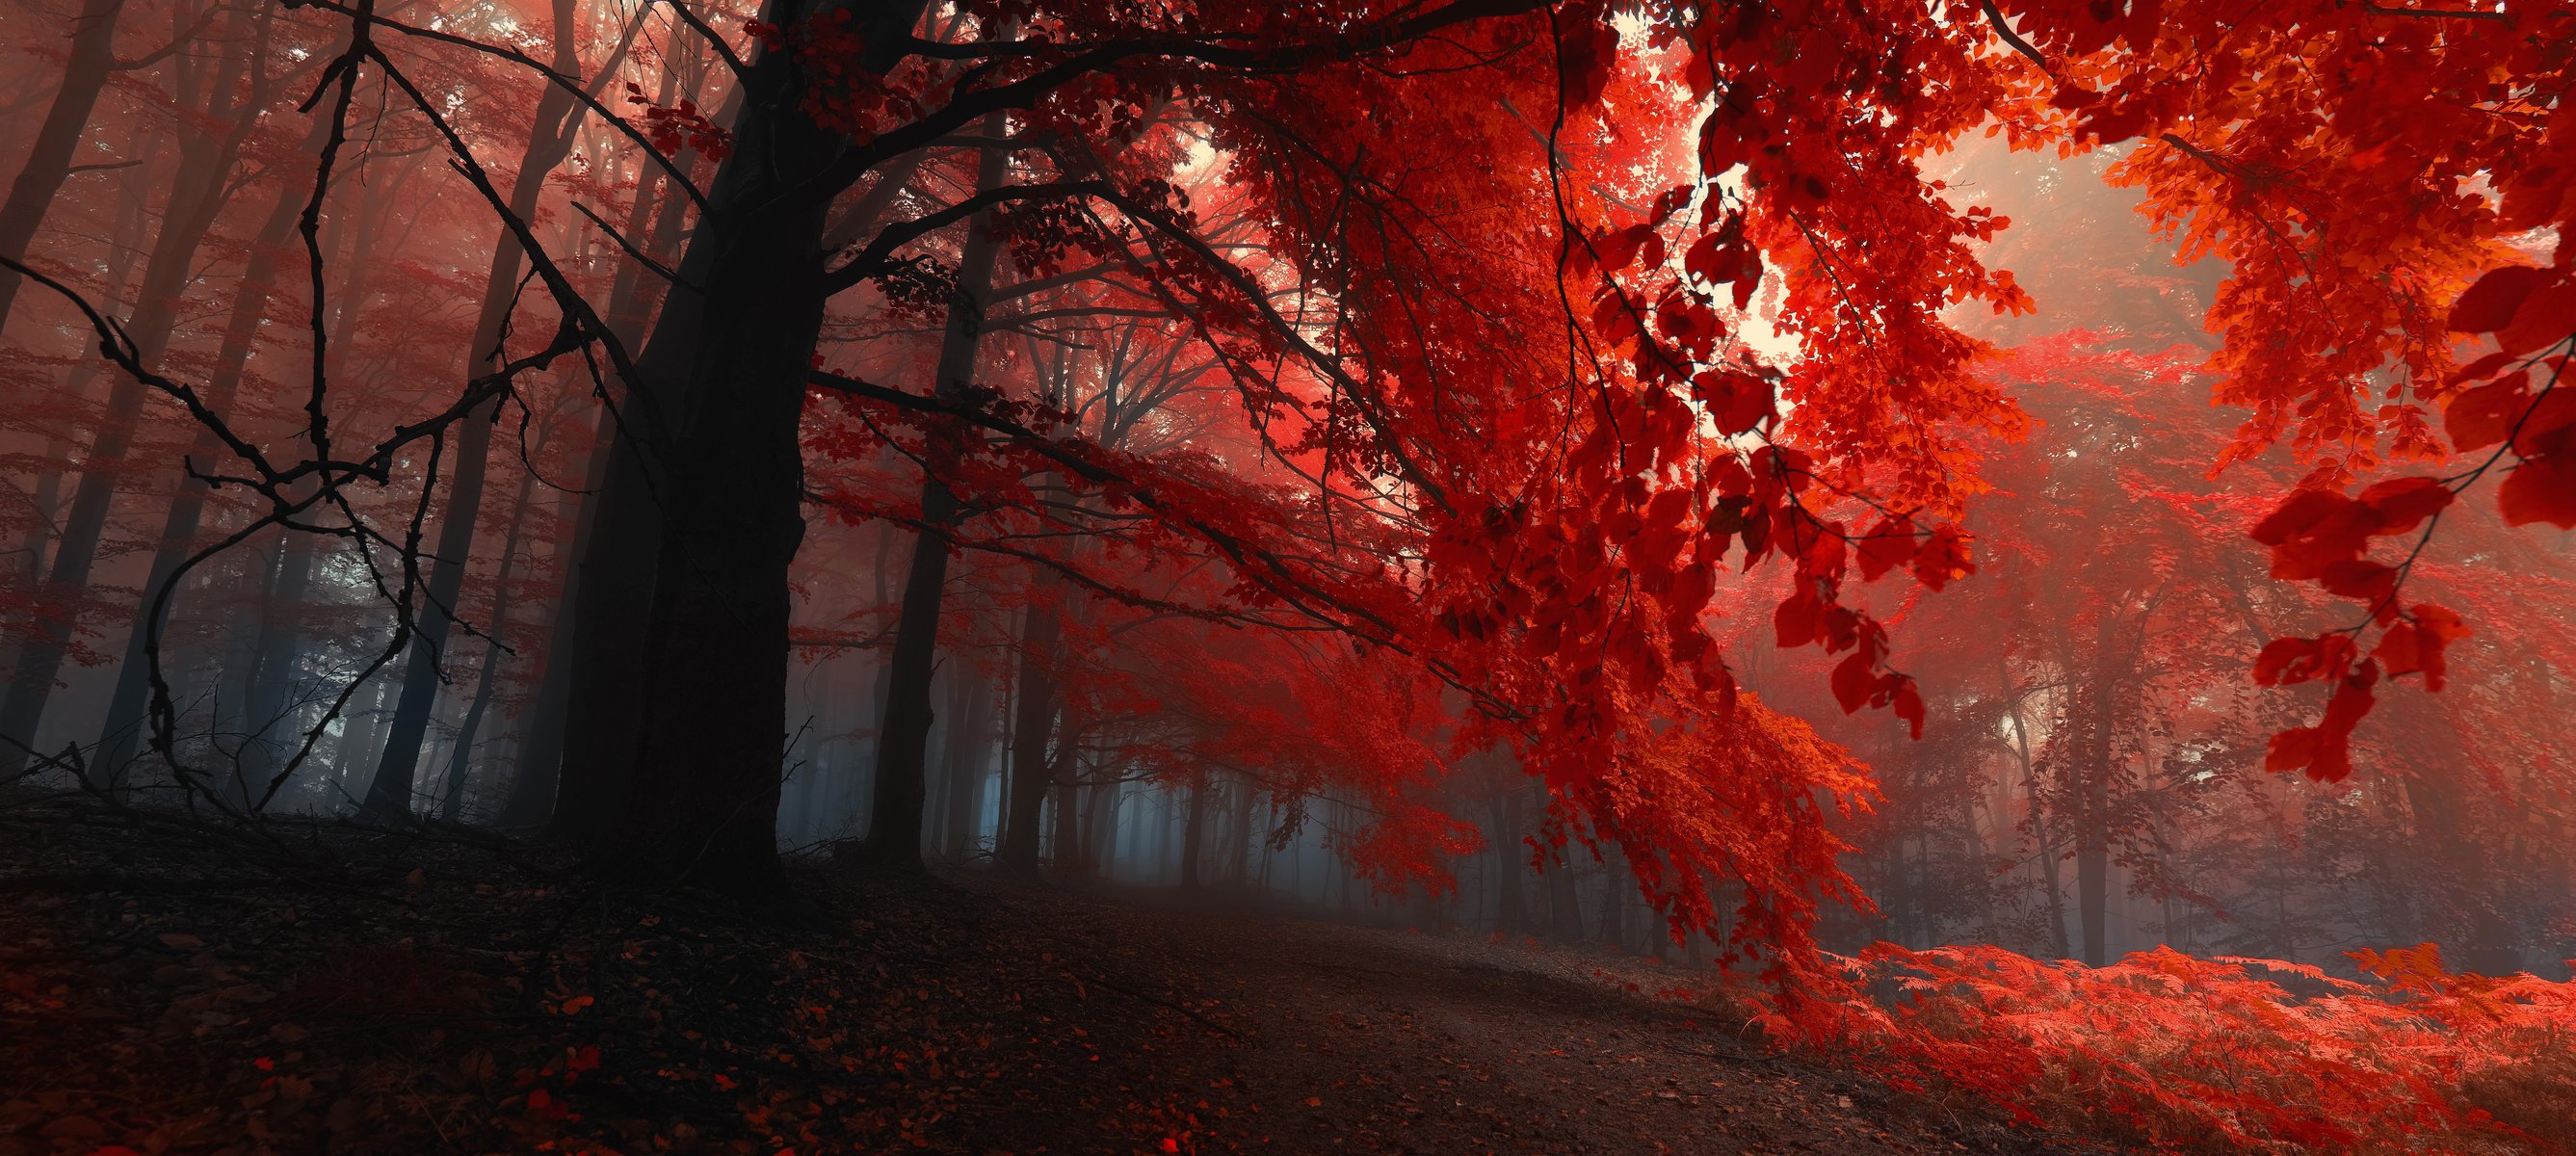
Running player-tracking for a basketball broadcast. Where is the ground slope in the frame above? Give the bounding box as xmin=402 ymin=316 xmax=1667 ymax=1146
xmin=0 ymin=800 xmax=2106 ymax=1155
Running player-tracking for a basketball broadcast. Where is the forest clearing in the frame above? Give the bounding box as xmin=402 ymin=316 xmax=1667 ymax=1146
xmin=3 ymin=0 xmax=2574 ymax=1151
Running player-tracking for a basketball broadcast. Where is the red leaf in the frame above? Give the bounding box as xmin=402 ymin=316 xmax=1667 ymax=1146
xmin=2495 ymin=280 xmax=2576 ymax=356
xmin=2265 ymin=726 xmax=2321 ymax=774
xmin=1891 ymin=678 xmax=1925 ymax=740
xmin=1911 ymin=524 xmax=1973 ymax=591
xmin=2319 ymin=560 xmax=2396 ymax=606
xmin=2252 ymin=634 xmax=2354 ymax=686
xmin=1774 ymin=589 xmax=1823 ymax=648
xmin=2376 ymin=603 xmax=2469 ymax=691
xmin=1830 ymin=651 xmax=1876 ymax=714
xmin=2449 ymin=264 xmax=2544 ymax=333
xmin=2510 ymin=384 xmax=2576 ymax=457
xmin=1855 ymin=516 xmax=1916 ymax=582
xmin=2498 ymin=452 xmax=2576 ymax=529
xmin=2249 ymin=488 xmax=2353 ymax=546
xmin=2444 ymin=375 xmax=2530 ymax=453
xmin=2356 ymin=476 xmax=2453 ymax=536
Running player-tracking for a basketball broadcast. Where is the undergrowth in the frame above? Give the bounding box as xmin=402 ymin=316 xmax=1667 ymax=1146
xmin=1752 ymin=942 xmax=2576 ymax=1155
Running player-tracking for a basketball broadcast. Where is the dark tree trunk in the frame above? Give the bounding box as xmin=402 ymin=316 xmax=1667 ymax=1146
xmin=0 ymin=16 xmax=265 ymax=777
xmin=239 ymin=531 xmax=318 ymax=796
xmin=1179 ymin=771 xmax=1209 ymax=890
xmin=855 ymin=121 xmax=1012 ymax=871
xmin=1051 ymin=740 xmax=1086 ymax=878
xmin=496 ymin=39 xmax=697 ymax=830
xmin=90 ymin=120 xmax=321 ymax=792
xmin=997 ymin=596 xmax=1063 ymax=876
xmin=0 ymin=0 xmax=124 ymax=328
xmin=361 ymin=0 xmax=584 ymax=820
xmin=436 ymin=462 xmax=539 ymax=822
xmin=937 ymin=669 xmax=991 ymax=858
xmin=494 ymin=424 xmax=598 ymax=828
xmin=1597 ymin=845 xmax=1628 ymax=946
xmin=577 ymin=0 xmax=894 ymax=897
xmin=1490 ymin=776 xmax=1527 ymax=933
xmin=1083 ymin=771 xmax=1119 ymax=877
xmin=1222 ymin=783 xmax=1256 ymax=890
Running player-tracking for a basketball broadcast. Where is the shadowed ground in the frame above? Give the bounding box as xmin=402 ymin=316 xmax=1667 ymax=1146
xmin=0 ymin=799 xmax=2110 ymax=1155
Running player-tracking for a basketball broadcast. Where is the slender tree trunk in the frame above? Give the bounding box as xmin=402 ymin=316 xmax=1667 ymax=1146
xmin=938 ymin=669 xmax=990 ymax=859
xmin=1222 ymin=782 xmax=1255 ymax=890
xmin=1047 ymin=708 xmax=1086 ymax=877
xmin=1083 ymin=771 xmax=1119 ymax=877
xmin=1179 ymin=771 xmax=1209 ymax=890
xmin=855 ymin=118 xmax=1012 ymax=870
xmin=0 ymin=17 xmax=265 ymax=776
xmin=91 ymin=124 xmax=323 ymax=790
xmin=998 ymin=594 xmax=1063 ymax=875
xmin=2076 ymin=619 xmax=2118 ymax=966
xmin=238 ymin=530 xmax=317 ymax=793
xmin=0 ymin=0 xmax=124 ymax=328
xmin=362 ymin=0 xmax=584 ymax=819
xmin=1597 ymin=844 xmax=1628 ymax=946
xmin=2000 ymin=657 xmax=2073 ymax=959
xmin=437 ymin=461 xmax=539 ymax=822
xmin=1545 ymin=852 xmax=1585 ymax=943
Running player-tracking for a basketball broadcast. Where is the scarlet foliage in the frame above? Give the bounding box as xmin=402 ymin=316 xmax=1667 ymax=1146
xmin=9 ymin=2 xmax=2576 ymax=1139
xmin=1774 ymin=942 xmax=2576 ymax=1154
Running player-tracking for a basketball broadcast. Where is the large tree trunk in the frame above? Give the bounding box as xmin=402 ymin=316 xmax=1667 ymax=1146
xmin=578 ymin=0 xmax=905 ymax=897
xmin=0 ymin=0 xmax=124 ymax=328
xmin=496 ymin=51 xmax=686 ymax=830
xmin=2 ymin=180 xmax=146 ymax=677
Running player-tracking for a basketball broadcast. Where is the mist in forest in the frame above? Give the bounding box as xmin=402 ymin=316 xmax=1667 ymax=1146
xmin=5 ymin=0 xmax=2573 ymax=1151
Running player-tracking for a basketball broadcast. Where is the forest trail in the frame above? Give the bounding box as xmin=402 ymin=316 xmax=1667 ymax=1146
xmin=0 ymin=801 xmax=2099 ymax=1155
xmin=999 ymin=891 xmax=2093 ymax=1156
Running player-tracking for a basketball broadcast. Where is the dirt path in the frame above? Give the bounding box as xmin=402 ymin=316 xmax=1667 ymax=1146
xmin=954 ymin=889 xmax=2090 ymax=1156
xmin=0 ymin=804 xmax=2107 ymax=1155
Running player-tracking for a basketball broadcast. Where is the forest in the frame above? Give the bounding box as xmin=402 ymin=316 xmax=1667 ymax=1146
xmin=1 ymin=0 xmax=2572 ymax=1151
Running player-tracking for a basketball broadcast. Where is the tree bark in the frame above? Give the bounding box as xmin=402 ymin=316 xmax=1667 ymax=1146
xmin=0 ymin=0 xmax=125 ymax=328
xmin=360 ymin=0 xmax=585 ymax=820
xmin=436 ymin=461 xmax=539 ymax=822
xmin=0 ymin=14 xmax=265 ymax=776
xmin=579 ymin=0 xmax=896 ymax=897
xmin=1179 ymin=770 xmax=1209 ymax=890
xmin=1050 ymin=727 xmax=1087 ymax=878
xmin=997 ymin=594 xmax=1063 ymax=876
xmin=90 ymin=120 xmax=323 ymax=792
xmin=854 ymin=118 xmax=1012 ymax=871
xmin=937 ymin=668 xmax=991 ymax=858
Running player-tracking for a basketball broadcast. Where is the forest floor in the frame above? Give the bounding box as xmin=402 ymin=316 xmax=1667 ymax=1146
xmin=0 ymin=798 xmax=2115 ymax=1156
